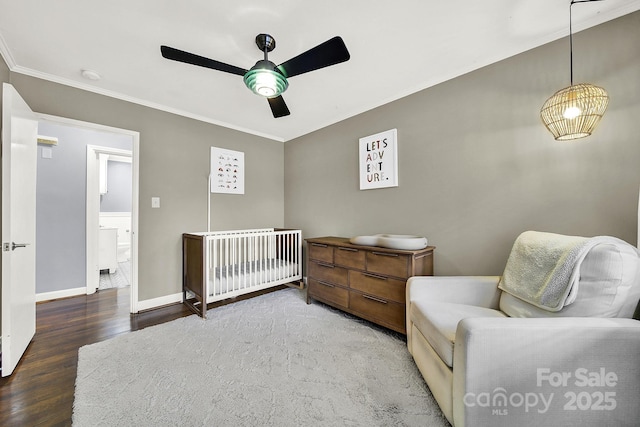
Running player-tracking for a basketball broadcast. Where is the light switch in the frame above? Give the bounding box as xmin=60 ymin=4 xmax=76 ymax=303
xmin=151 ymin=197 xmax=160 ymax=208
xmin=42 ymin=147 xmax=53 ymax=159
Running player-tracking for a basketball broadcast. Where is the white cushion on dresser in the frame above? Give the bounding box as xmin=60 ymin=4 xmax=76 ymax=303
xmin=349 ymin=234 xmax=428 ymax=250
xmin=410 ymin=300 xmax=506 ymax=367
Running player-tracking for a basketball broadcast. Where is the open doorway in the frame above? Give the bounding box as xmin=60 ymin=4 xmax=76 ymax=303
xmin=86 ymin=145 xmax=132 ymax=293
xmin=35 ymin=114 xmax=140 ymax=313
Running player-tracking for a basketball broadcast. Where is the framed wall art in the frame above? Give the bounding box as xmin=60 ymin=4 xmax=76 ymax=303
xmin=210 ymin=147 xmax=244 ymax=194
xmin=358 ymin=128 xmax=398 ymax=190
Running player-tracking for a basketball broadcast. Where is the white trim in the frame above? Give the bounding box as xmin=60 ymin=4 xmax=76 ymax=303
xmin=37 ymin=113 xmax=141 ymax=314
xmin=107 ymin=154 xmax=132 ymax=164
xmin=36 ymin=287 xmax=85 ymax=303
xmin=38 ymin=113 xmax=139 ymax=137
xmin=88 ymin=146 xmax=132 ymax=158
xmin=137 ymin=293 xmax=184 ymax=312
xmin=131 ymin=137 xmax=140 ymax=313
xmin=0 ymin=32 xmax=17 ymax=69
xmin=99 ymin=211 xmax=131 ymax=217
xmin=86 ymin=147 xmax=99 ymax=295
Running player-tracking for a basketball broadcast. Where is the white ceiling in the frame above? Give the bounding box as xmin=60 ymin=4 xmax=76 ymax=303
xmin=1 ymin=0 xmax=639 ymax=142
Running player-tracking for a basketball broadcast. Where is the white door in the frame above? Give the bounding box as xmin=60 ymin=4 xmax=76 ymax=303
xmin=1 ymin=83 xmax=38 ymax=377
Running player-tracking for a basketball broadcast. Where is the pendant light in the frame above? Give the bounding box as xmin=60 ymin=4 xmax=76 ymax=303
xmin=540 ymin=0 xmax=609 ymax=141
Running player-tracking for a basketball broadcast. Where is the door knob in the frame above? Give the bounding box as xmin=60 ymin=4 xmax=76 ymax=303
xmin=11 ymin=242 xmax=30 ymax=250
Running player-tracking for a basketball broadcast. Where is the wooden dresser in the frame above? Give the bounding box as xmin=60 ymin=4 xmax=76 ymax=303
xmin=306 ymin=236 xmax=434 ymax=334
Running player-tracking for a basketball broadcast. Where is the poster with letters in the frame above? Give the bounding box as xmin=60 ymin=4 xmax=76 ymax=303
xmin=359 ymin=128 xmax=398 ymax=190
xmin=211 ymin=147 xmax=244 ymax=194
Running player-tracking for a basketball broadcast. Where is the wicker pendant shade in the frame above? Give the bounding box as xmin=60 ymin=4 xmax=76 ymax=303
xmin=540 ymin=83 xmax=609 ymax=140
xmin=540 ymin=0 xmax=608 ymax=141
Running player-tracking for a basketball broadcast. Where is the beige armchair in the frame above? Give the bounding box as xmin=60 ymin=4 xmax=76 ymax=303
xmin=406 ymin=231 xmax=640 ymax=426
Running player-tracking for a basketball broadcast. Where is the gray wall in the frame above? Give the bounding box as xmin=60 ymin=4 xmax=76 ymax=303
xmin=0 ymin=58 xmax=8 ymax=82
xmin=101 ymin=161 xmax=132 ymax=212
xmin=1 ymin=12 xmax=637 ymax=301
xmin=35 ymin=121 xmax=132 ymax=294
xmin=285 ymin=12 xmax=640 ymax=276
xmin=1 ymin=70 xmax=284 ymax=301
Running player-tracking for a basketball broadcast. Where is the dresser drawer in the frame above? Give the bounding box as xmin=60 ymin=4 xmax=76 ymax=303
xmin=308 ymin=260 xmax=348 ymax=287
xmin=308 ymin=242 xmax=333 ymax=263
xmin=334 ymin=246 xmax=366 ymax=269
xmin=349 ymin=291 xmax=405 ymax=332
xmin=308 ymin=278 xmax=349 ymax=307
xmin=349 ymin=271 xmax=406 ymax=304
xmin=366 ymin=251 xmax=410 ymax=278
xmin=305 ymin=236 xmax=433 ymax=335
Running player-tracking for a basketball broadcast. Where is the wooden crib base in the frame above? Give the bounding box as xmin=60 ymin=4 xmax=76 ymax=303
xmin=183 ymin=284 xmax=296 ymax=318
xmin=183 ymin=229 xmax=303 ymax=319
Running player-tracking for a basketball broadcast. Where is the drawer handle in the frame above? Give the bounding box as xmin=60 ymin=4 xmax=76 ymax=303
xmin=363 ymin=294 xmax=388 ymax=304
xmin=372 ymin=252 xmax=399 ymax=257
xmin=318 ymin=281 xmax=335 ymax=288
xmin=363 ymin=272 xmax=387 ymax=281
xmin=317 ymin=262 xmax=334 ymax=268
xmin=338 ymin=247 xmax=358 ymax=252
xmin=311 ymin=243 xmax=328 ymax=248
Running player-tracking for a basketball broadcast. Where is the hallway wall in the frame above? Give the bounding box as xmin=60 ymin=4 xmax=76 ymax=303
xmin=36 ymin=121 xmax=132 ymax=294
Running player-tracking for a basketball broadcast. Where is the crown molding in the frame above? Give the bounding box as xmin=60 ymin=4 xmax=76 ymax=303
xmin=0 ymin=31 xmax=17 ymax=69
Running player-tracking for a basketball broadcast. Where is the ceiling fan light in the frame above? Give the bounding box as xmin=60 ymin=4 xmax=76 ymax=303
xmin=243 ymin=63 xmax=288 ymax=98
xmin=540 ymin=83 xmax=609 ymax=141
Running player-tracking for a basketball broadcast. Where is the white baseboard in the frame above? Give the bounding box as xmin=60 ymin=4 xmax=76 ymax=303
xmin=36 ymin=287 xmax=86 ymax=302
xmin=136 ymin=292 xmax=183 ymax=312
xmin=36 ymin=287 xmax=183 ymax=312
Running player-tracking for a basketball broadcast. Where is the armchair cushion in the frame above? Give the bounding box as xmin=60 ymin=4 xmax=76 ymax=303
xmin=411 ymin=301 xmax=506 ymax=367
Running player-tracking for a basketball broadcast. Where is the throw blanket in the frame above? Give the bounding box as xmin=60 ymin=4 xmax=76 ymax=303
xmin=498 ymin=231 xmax=624 ymax=312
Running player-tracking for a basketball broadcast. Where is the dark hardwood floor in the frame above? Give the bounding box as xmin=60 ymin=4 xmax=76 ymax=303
xmin=0 ymin=287 xmax=192 ymax=427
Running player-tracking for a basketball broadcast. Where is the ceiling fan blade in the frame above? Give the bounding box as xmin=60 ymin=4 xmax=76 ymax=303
xmin=277 ymin=36 xmax=350 ymax=78
xmin=160 ymin=45 xmax=247 ymax=76
xmin=267 ymin=96 xmax=290 ymax=118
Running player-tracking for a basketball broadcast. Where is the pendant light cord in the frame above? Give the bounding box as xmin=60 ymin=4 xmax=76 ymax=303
xmin=569 ymin=0 xmax=605 ymax=86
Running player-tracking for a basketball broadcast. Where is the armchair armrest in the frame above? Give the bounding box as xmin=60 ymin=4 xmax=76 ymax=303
xmin=407 ymin=276 xmax=502 ymax=309
xmin=452 ymin=317 xmax=640 ymax=427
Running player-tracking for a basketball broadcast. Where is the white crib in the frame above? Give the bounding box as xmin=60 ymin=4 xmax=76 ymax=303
xmin=182 ymin=228 xmax=302 ymax=318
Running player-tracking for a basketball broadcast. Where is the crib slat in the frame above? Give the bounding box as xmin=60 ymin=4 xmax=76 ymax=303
xmin=195 ymin=228 xmax=301 ymax=306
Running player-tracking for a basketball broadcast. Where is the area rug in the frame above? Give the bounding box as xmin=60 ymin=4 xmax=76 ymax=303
xmin=73 ymin=288 xmax=449 ymax=426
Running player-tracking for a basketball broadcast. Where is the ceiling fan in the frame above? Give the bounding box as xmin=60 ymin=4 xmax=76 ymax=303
xmin=160 ymin=34 xmax=350 ymax=118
